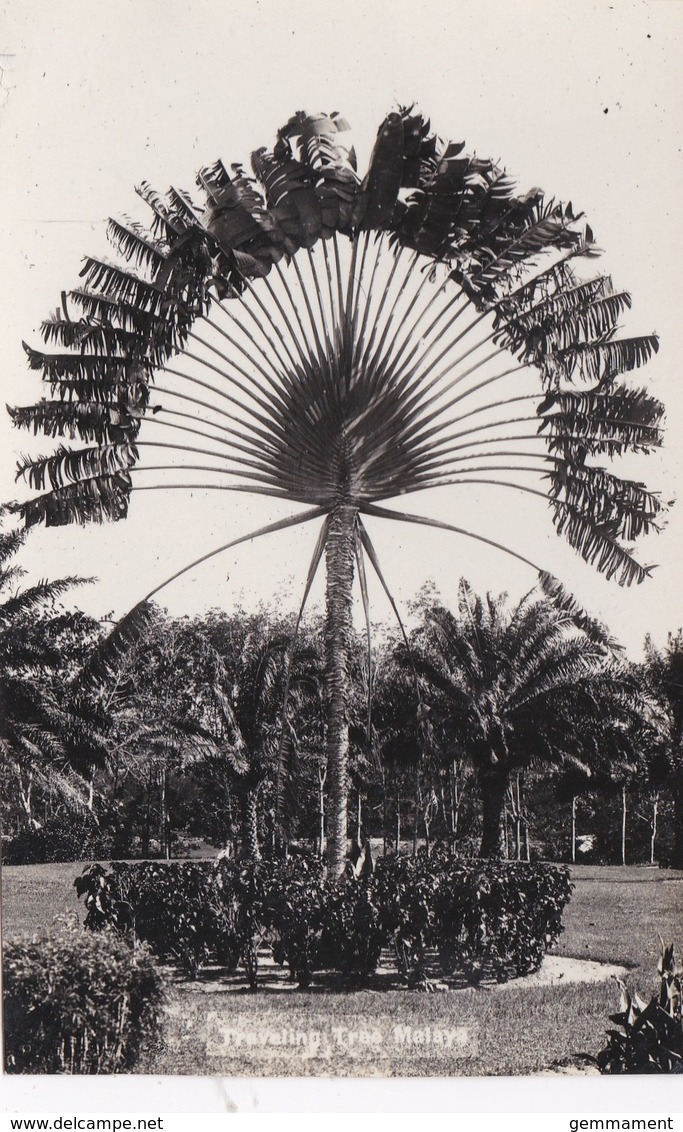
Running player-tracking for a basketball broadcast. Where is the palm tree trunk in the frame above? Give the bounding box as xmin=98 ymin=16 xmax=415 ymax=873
xmin=242 ymin=787 xmax=261 ymax=863
xmin=395 ymin=781 xmax=401 ymax=854
xmin=324 ymin=501 xmax=356 ymax=878
xmin=479 ymin=767 xmax=508 ymax=858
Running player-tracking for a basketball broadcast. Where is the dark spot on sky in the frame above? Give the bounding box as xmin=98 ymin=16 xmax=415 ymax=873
xmin=603 ymin=108 xmax=609 ymax=115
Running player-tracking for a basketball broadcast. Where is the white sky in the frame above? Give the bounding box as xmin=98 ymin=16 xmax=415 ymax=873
xmin=1 ymin=0 xmax=681 ymax=664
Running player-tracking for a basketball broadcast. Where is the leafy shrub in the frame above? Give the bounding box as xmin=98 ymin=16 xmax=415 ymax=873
xmin=374 ymin=855 xmax=439 ymax=986
xmin=76 ymin=856 xmax=329 ymax=989
xmin=3 ymin=922 xmax=164 ymax=1073
xmin=596 ymin=940 xmax=683 ymax=1074
xmin=209 ymin=856 xmax=327 ymax=989
xmin=76 ymin=861 xmax=239 ymax=978
xmin=433 ymin=858 xmax=573 ymax=983
xmin=4 ymin=815 xmax=115 ymax=865
xmin=261 ymin=856 xmax=327 ymax=988
xmin=318 ymin=876 xmax=385 ymax=984
xmin=222 ymin=860 xmax=269 ymax=990
xmin=75 ymin=853 xmax=572 ymax=990
xmin=373 ymin=853 xmax=572 ymax=986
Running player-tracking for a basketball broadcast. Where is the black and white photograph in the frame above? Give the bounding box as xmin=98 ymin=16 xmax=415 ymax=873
xmin=0 ymin=0 xmax=682 ymax=1118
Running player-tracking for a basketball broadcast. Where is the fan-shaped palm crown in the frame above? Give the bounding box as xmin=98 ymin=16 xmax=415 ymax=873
xmin=10 ymin=108 xmax=664 ymax=874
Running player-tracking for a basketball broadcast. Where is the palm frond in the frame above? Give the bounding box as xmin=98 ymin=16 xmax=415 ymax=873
xmin=198 ymin=158 xmax=285 ymax=267
xmin=548 ymin=334 xmax=659 ymax=387
xmin=538 ymin=571 xmax=623 ymax=651
xmin=106 ymin=218 xmax=169 ymax=275
xmin=0 ymin=577 xmax=92 ymax=626
xmin=9 ymin=399 xmax=143 ymax=445
xmin=17 ymin=441 xmax=138 ymax=492
xmin=11 ymin=471 xmax=134 ymax=528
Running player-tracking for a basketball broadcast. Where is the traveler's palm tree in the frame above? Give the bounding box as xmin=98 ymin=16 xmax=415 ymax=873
xmin=10 ymin=108 xmax=664 ymax=873
xmin=405 ymin=580 xmax=655 ymax=856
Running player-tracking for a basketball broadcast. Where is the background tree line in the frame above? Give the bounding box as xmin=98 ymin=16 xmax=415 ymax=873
xmin=2 ymin=520 xmax=681 ymax=869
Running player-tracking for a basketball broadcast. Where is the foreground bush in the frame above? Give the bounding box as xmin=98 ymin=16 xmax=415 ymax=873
xmin=3 ymin=923 xmax=164 ymax=1073
xmin=76 ymin=852 xmax=572 ymax=990
xmin=596 ymin=940 xmax=683 ymax=1074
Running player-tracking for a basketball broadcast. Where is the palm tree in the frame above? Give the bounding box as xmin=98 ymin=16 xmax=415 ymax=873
xmin=9 ymin=108 xmax=664 ymax=875
xmin=198 ymin=610 xmax=296 ymax=861
xmin=404 ymin=579 xmax=652 ymax=857
xmin=0 ymin=510 xmax=107 ymax=829
xmin=373 ymin=650 xmax=439 ymax=855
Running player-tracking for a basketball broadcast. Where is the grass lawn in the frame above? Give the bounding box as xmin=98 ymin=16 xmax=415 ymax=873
xmin=3 ymin=860 xmax=682 ymax=1076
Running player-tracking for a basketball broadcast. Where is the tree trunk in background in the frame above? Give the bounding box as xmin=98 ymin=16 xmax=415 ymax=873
xmin=15 ymin=765 xmax=35 ymax=829
xmin=160 ymin=765 xmax=171 ymax=860
xmin=395 ymin=782 xmax=401 ymax=855
xmin=225 ymin=785 xmax=234 ymax=858
xmin=479 ymin=766 xmax=508 ymax=858
xmin=571 ymin=796 xmax=577 ymax=864
xmin=324 ymin=502 xmax=356 ymax=878
xmin=142 ymin=766 xmax=154 ymax=858
xmin=672 ymin=774 xmax=683 ymax=870
xmin=621 ymin=784 xmax=627 ymax=867
xmin=450 ymin=761 xmax=460 ymax=851
xmin=515 ymin=774 xmax=523 ymax=861
xmin=412 ymin=763 xmax=419 ymax=858
xmin=650 ymin=793 xmax=659 ymax=865
xmin=242 ymin=786 xmax=261 ymax=863
xmin=439 ymin=780 xmax=450 ymax=854
xmin=317 ymin=764 xmax=326 ymax=858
